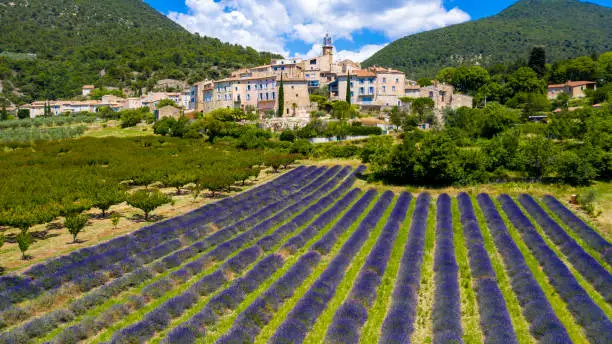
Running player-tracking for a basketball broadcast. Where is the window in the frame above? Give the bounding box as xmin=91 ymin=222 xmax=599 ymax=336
xmin=392 ymin=86 xmax=396 ymax=92
xmin=350 ymin=91 xmax=354 ymax=97
xmin=359 ymin=87 xmax=364 ymax=95
xmin=310 ymin=59 xmax=317 ymax=65
xmin=235 ymin=87 xmax=238 ymax=91
xmin=369 ymin=87 xmax=374 ymax=94
xmin=272 ymin=92 xmax=275 ymax=99
xmin=247 ymin=85 xmax=251 ymax=91
xmin=395 ymin=78 xmax=399 ymax=83
xmin=382 ymin=86 xmax=386 ymax=93
xmin=247 ymin=94 xmax=250 ymax=101
xmin=382 ymin=77 xmax=387 ymax=83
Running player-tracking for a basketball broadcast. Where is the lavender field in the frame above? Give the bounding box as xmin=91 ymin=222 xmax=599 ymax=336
xmin=0 ymin=165 xmax=610 ymax=344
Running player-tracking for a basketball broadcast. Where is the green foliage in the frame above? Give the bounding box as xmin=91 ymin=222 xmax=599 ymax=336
xmin=279 ymin=129 xmax=296 ymax=142
xmin=451 ymin=66 xmax=491 ymax=94
xmin=346 ymin=72 xmax=351 ymax=104
xmin=554 ymin=150 xmax=597 ymax=186
xmin=92 ymin=184 xmax=125 ymax=217
xmin=528 ymin=46 xmax=547 ymax=77
xmin=153 ymin=116 xmax=192 ymax=138
xmin=290 ymin=139 xmax=313 ymax=156
xmin=515 ymin=136 xmax=557 ymax=180
xmin=16 ymin=231 xmax=32 ymax=260
xmin=0 ymin=125 xmax=87 ymax=142
xmin=417 ymin=77 xmax=432 ymax=87
xmin=64 ymin=213 xmax=89 ymax=243
xmin=278 ymin=75 xmax=285 ymax=117
xmin=0 ymin=233 xmax=4 ymax=250
xmin=0 ymin=136 xmax=270 ymax=229
xmin=126 ymin=189 xmax=172 ymax=221
xmin=156 ymin=99 xmax=179 ymax=109
xmin=363 ymin=0 xmax=612 ymax=78
xmin=89 ymin=88 xmax=125 ymax=100
xmin=206 ymin=108 xmax=254 ymax=122
xmin=120 ymin=110 xmax=145 ymax=128
xmin=331 ymin=101 xmax=356 ymax=120
xmin=17 ymin=109 xmax=30 ymax=119
xmin=0 ymin=0 xmax=281 ymax=102
xmin=111 ymin=212 xmax=121 ymax=229
xmin=577 ymin=190 xmax=601 ymax=217
xmin=360 ymin=135 xmax=394 ymax=164
xmin=198 ymin=173 xmax=234 ymax=197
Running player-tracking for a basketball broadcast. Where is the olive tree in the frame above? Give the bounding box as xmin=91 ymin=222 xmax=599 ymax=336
xmin=16 ymin=232 xmax=32 ymax=260
xmin=126 ymin=189 xmax=172 ymax=221
xmin=64 ymin=213 xmax=89 ymax=243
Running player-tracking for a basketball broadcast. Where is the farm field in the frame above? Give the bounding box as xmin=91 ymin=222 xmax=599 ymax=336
xmin=0 ymin=165 xmax=610 ymax=343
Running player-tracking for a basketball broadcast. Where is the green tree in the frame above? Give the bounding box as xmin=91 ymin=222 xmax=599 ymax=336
xmin=516 ymin=136 xmax=557 ymax=180
xmin=156 ymin=99 xmax=179 ymax=108
xmin=17 ymin=108 xmax=30 ymax=119
xmin=331 ymin=101 xmax=356 ymax=120
xmin=120 ymin=110 xmax=144 ymax=128
xmin=64 ymin=213 xmax=88 ymax=243
xmin=162 ymin=172 xmax=195 ymax=195
xmin=0 ymin=105 xmax=8 ymax=121
xmin=16 ymin=231 xmax=31 ymax=260
xmin=279 ymin=129 xmax=296 ymax=142
xmin=508 ymin=67 xmax=546 ymax=94
xmin=0 ymin=233 xmax=4 ymax=250
xmin=126 ymin=189 xmax=172 ymax=221
xmin=92 ymin=185 xmax=124 ymax=217
xmin=435 ymin=67 xmax=456 ymax=84
xmin=346 ymin=72 xmax=351 ymax=104
xmin=417 ymin=77 xmax=432 ymax=87
xmin=198 ymin=174 xmax=234 ymax=197
xmin=555 ymin=150 xmax=596 ymax=186
xmin=278 ymin=74 xmax=285 ymax=117
xmin=451 ymin=66 xmax=490 ymax=94
xmin=528 ymin=46 xmax=546 ymax=77
xmin=153 ymin=117 xmax=175 ymax=136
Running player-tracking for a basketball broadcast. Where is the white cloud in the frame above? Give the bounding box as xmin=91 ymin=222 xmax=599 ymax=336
xmin=335 ymin=44 xmax=388 ymax=62
xmin=168 ymin=0 xmax=470 ymax=57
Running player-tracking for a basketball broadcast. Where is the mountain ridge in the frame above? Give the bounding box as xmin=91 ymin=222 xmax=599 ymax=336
xmin=0 ymin=0 xmax=281 ymax=102
xmin=362 ymin=0 xmax=612 ymax=78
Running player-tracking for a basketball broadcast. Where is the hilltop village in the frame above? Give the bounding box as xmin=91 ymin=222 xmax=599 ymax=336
xmin=16 ymin=35 xmax=473 ymax=126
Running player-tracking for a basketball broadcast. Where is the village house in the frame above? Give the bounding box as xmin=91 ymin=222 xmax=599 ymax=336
xmin=82 ymin=85 xmax=95 ymax=97
xmin=156 ymin=105 xmax=182 ymax=120
xmin=548 ymin=81 xmax=597 ymax=99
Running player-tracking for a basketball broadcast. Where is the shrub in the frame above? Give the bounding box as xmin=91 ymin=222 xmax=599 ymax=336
xmin=279 ymin=130 xmax=296 ymax=142
xmin=120 ymin=110 xmax=144 ymax=128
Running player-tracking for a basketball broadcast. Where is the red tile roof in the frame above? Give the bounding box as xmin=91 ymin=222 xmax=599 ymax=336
xmin=548 ymin=81 xmax=596 ymax=88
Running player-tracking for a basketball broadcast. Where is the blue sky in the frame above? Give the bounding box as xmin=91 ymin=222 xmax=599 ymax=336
xmin=145 ymin=0 xmax=612 ymax=61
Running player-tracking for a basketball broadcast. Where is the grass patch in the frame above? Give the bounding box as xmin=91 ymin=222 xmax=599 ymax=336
xmin=304 ymin=196 xmax=397 ymax=344
xmin=451 ymin=198 xmax=483 ymax=344
xmin=359 ymin=196 xmax=416 ymax=343
xmin=472 ymin=196 xmax=534 ymax=344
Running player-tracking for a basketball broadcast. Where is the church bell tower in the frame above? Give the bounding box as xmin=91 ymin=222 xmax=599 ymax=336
xmin=322 ymin=33 xmax=333 ymax=56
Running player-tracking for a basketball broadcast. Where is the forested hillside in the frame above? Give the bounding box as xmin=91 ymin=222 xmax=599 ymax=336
xmin=363 ymin=0 xmax=612 ymax=79
xmin=0 ymin=0 xmax=281 ymax=102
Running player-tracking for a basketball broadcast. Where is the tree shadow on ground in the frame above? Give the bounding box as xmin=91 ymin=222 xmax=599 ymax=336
xmin=130 ymin=214 xmax=165 ymax=223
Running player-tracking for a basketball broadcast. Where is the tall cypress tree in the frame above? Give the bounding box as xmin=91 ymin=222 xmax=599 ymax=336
xmin=528 ymin=46 xmax=546 ymax=77
xmin=278 ymin=74 xmax=284 ymax=117
xmin=346 ymin=71 xmax=351 ymax=104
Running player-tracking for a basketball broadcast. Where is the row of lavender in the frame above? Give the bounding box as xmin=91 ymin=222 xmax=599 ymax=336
xmin=0 ymin=165 xmax=317 ymax=308
xmin=106 ymin=166 xmax=364 ymax=344
xmin=2 ymin=181 xmax=609 ymax=344
xmin=53 ymin=165 xmax=359 ymax=344
xmin=0 ymin=166 xmax=358 ymax=343
xmin=0 ymin=166 xmax=325 ymax=334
